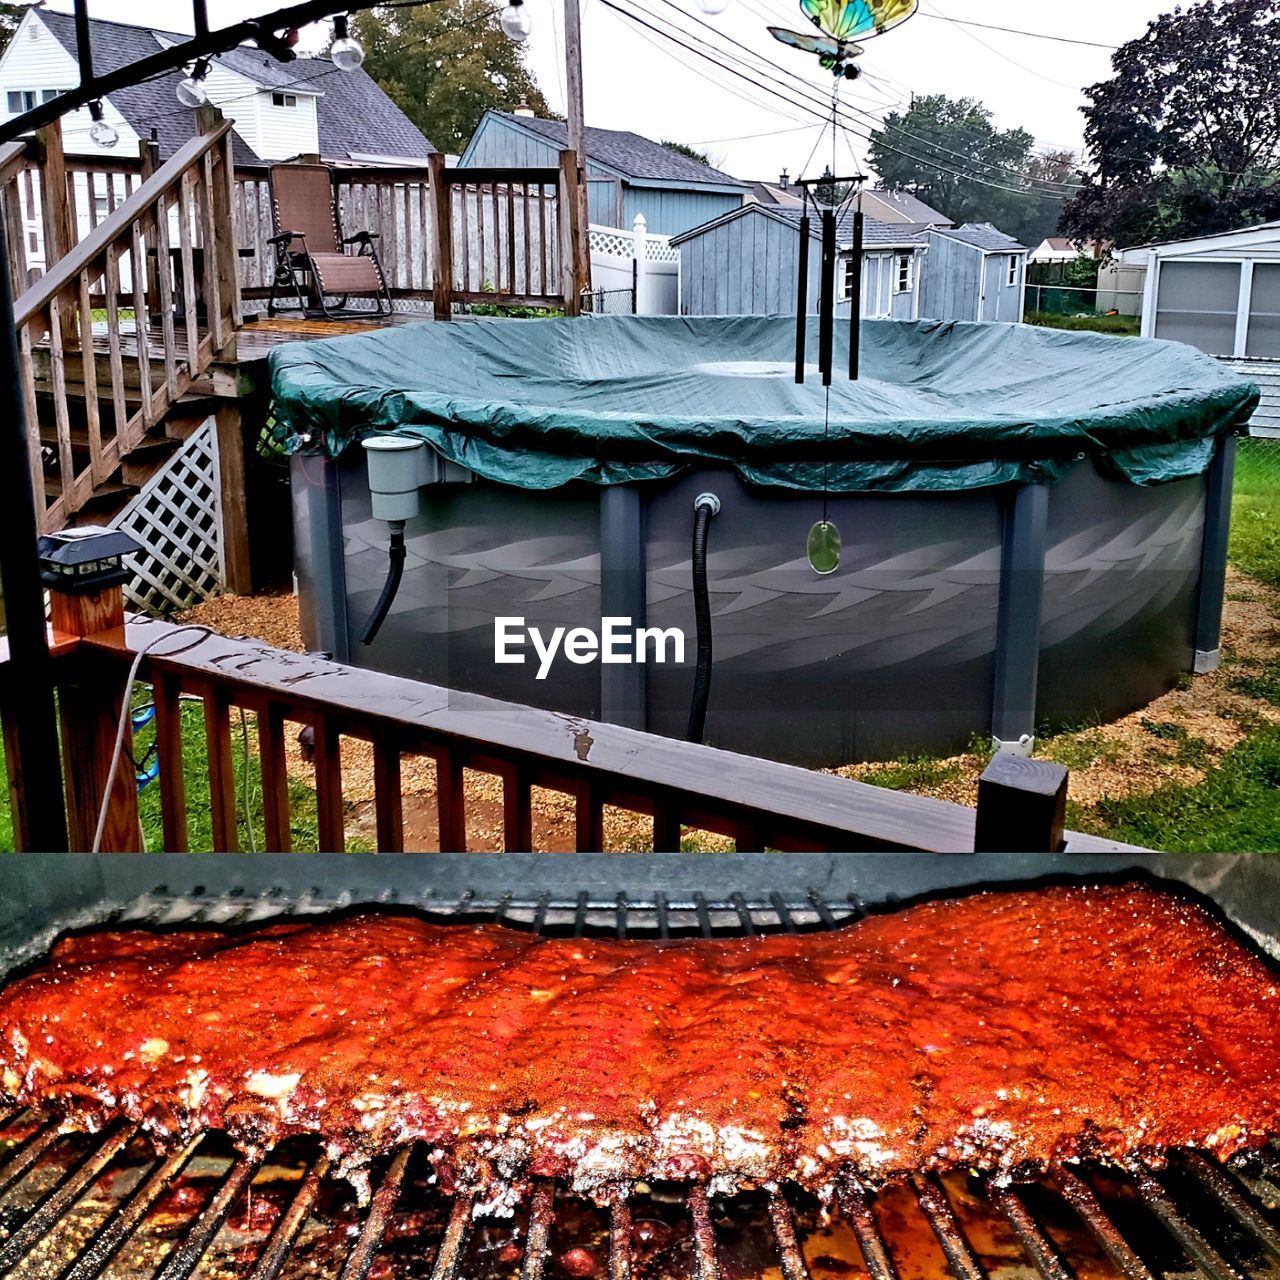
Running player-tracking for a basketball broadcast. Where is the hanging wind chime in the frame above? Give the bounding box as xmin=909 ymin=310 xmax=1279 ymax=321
xmin=769 ymin=0 xmax=919 ymax=573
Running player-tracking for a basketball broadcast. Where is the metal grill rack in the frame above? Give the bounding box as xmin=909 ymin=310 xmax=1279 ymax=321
xmin=1 ymin=890 xmax=1279 ymax=1280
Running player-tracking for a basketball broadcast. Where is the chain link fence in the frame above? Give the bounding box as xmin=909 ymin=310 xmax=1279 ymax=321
xmin=581 ymin=286 xmax=637 ymax=316
xmin=1238 ymin=435 xmax=1280 ymax=491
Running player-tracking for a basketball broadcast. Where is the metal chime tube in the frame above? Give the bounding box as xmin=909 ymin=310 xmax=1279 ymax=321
xmin=795 ymin=212 xmax=810 ymax=383
xmin=819 ymin=209 xmax=836 ymax=387
xmin=849 ymin=205 xmax=864 ymax=381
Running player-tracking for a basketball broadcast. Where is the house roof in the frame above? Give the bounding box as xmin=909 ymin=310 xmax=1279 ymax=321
xmin=492 ymin=112 xmax=747 ymax=188
xmin=36 ymin=10 xmax=433 ymax=163
xmin=1120 ymin=220 xmax=1280 ymax=257
xmin=670 ymin=201 xmax=931 ymax=250
xmin=862 ymin=188 xmax=953 ymax=226
xmin=749 ymin=181 xmax=803 ymax=207
xmin=933 ymin=222 xmax=1027 ymax=252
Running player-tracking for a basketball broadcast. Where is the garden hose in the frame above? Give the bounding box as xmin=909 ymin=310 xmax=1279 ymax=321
xmin=687 ymin=493 xmax=721 ymax=744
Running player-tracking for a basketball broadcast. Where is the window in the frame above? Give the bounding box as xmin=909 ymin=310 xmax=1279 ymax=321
xmin=895 ymin=253 xmax=913 ymax=293
xmin=272 ymin=92 xmax=297 ymax=107
xmin=7 ymin=90 xmax=36 ymax=113
xmin=1007 ymin=253 xmax=1019 ymax=287
xmin=41 ymin=89 xmax=58 ymax=102
xmin=840 ymin=256 xmax=856 ymax=302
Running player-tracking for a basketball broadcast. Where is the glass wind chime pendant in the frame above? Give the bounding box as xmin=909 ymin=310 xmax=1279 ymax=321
xmin=808 ymin=519 xmax=841 ymax=575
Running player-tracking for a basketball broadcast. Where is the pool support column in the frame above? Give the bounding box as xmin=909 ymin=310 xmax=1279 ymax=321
xmin=294 ymin=454 xmax=351 ymax=664
xmin=600 ymin=486 xmax=646 ymax=730
xmin=991 ymin=482 xmax=1048 ymax=757
xmin=1193 ymin=434 xmax=1237 ymax=674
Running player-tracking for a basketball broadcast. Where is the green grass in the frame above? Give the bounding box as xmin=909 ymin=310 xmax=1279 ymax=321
xmin=860 ymin=755 xmax=967 ymax=792
xmin=1231 ymin=444 xmax=1280 ymax=589
xmin=0 ymin=690 xmax=369 ymax=853
xmin=1077 ymin=724 xmax=1280 ymax=852
xmin=1024 ymin=311 xmax=1142 ymax=336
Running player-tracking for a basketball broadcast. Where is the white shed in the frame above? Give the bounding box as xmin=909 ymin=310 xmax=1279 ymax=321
xmin=1139 ymin=221 xmax=1280 ymax=359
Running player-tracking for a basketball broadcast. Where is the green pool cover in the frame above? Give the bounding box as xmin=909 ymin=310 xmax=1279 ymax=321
xmin=267 ymin=315 xmax=1259 ymax=493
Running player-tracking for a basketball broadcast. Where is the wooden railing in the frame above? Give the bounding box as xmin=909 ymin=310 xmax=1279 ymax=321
xmin=12 ymin=116 xmax=240 ymax=532
xmin=14 ymin=593 xmax=1141 ymax=854
xmin=431 ymin=153 xmax=580 ymax=318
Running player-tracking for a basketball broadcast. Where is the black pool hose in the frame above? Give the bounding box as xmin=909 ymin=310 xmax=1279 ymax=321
xmin=687 ymin=493 xmax=721 ymax=744
xmin=361 ymin=522 xmax=406 ymax=646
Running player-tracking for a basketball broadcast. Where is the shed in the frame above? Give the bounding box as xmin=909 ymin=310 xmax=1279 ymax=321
xmin=459 ymin=110 xmax=748 ymax=237
xmin=918 ymin=224 xmax=1028 ymax=323
xmin=671 ymin=203 xmax=928 ymax=320
xmin=1136 ymin=222 xmax=1280 ymax=361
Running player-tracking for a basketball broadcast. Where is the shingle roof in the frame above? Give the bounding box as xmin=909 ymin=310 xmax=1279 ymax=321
xmin=936 ymin=222 xmax=1026 ymax=252
xmin=37 ymin=10 xmax=432 ymax=163
xmin=494 ymin=112 xmax=747 ymax=187
xmin=766 ymin=205 xmax=932 ymax=248
xmin=863 ymin=188 xmax=953 ymax=226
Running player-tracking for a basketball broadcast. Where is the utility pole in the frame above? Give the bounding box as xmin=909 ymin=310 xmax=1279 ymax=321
xmin=563 ymin=0 xmax=591 ymax=296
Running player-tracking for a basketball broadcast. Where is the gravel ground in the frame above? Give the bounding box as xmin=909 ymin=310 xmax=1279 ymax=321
xmin=180 ymin=569 xmax=1280 ymax=849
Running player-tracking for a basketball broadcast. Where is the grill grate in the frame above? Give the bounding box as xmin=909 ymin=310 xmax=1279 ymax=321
xmin=1 ymin=890 xmax=1279 ymax=1280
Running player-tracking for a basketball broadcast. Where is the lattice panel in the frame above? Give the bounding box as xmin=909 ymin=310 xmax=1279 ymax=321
xmin=589 ymin=227 xmax=631 ymax=258
xmin=111 ymin=419 xmax=224 ymax=616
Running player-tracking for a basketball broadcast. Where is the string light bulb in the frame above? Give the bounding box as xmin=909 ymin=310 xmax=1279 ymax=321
xmin=175 ymin=59 xmax=210 ymax=109
xmin=694 ymin=0 xmax=730 ymax=15
xmin=330 ymin=15 xmax=365 ymax=71
xmin=499 ymin=0 xmax=532 ymax=42
xmin=88 ymin=100 xmax=118 ymax=148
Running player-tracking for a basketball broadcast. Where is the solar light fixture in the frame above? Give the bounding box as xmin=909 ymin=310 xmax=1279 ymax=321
xmin=37 ymin=526 xmax=143 ymax=594
xmin=330 ymin=14 xmax=365 ymax=69
xmin=87 ymin=100 xmax=117 ymax=148
xmin=175 ymin=58 xmax=211 ymax=108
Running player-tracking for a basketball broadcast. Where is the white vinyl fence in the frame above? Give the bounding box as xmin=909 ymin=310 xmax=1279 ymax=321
xmin=589 ymin=215 xmax=679 ymax=316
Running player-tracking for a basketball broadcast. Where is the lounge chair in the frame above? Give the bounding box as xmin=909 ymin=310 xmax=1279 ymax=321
xmin=266 ymin=163 xmax=393 ymax=319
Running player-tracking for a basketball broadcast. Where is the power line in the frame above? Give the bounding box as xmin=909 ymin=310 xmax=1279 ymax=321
xmin=598 ymin=0 xmax=1069 ymax=200
xmin=914 ymin=11 xmax=1117 ymax=50
xmin=626 ymin=0 xmax=1080 ymax=193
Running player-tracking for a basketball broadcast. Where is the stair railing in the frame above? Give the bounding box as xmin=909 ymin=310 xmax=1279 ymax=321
xmin=11 ymin=113 xmax=240 ymax=533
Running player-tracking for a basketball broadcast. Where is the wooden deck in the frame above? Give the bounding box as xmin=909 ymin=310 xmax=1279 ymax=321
xmin=232 ymin=310 xmax=432 ymax=362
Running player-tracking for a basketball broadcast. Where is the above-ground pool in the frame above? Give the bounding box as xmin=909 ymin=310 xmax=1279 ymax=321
xmin=272 ymin=316 xmax=1258 ymax=767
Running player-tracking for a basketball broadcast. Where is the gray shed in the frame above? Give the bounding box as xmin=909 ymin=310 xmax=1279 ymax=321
xmin=918 ymin=224 xmax=1028 ymax=323
xmin=671 ymin=203 xmax=929 ymax=319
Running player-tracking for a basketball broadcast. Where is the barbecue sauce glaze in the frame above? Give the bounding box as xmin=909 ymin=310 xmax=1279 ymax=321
xmin=1 ymin=883 xmax=1277 ymax=1201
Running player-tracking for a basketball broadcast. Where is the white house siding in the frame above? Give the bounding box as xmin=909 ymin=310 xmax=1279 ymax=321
xmin=0 ymin=13 xmax=138 ymax=160
xmin=1227 ymin=358 xmax=1280 ymax=438
xmin=244 ymin=89 xmax=321 ymax=161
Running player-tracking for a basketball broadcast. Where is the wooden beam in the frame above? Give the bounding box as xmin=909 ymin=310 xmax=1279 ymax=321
xmin=558 ymin=150 xmax=583 ymax=317
xmin=214 ymin=402 xmax=252 ymax=594
xmin=50 ymin=583 xmax=141 ymax=851
xmin=429 ymin=153 xmax=454 ymax=321
xmin=974 ymin=753 xmax=1068 ymax=853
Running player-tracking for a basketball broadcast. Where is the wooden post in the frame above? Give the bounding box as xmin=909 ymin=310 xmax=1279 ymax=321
xmin=558 ymin=150 xmax=583 ymax=317
xmin=139 ymin=129 xmax=160 ymax=321
xmin=429 ymin=153 xmax=454 ymax=321
xmin=197 ymin=105 xmax=243 ymax=351
xmin=974 ymin=754 xmax=1068 ymax=853
xmin=36 ymin=119 xmax=75 ymax=344
xmin=49 ymin=580 xmax=141 ymax=851
xmin=562 ymin=0 xmax=591 ymax=295
xmin=215 ymin=403 xmax=252 ymax=594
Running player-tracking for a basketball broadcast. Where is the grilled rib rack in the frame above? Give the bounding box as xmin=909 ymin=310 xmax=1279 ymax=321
xmin=2 ymin=888 xmax=1279 ymax=1280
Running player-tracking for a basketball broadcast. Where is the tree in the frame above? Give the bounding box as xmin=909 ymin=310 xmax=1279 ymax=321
xmin=0 ymin=2 xmax=33 ymax=57
xmin=867 ymin=95 xmax=1072 ymax=246
xmin=1060 ymin=0 xmax=1280 ymax=246
xmin=350 ymin=0 xmax=550 ymax=155
xmin=661 ymin=140 xmax=711 ymax=167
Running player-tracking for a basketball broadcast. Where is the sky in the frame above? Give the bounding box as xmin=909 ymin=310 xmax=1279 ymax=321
xmin=45 ymin=0 xmax=1173 ymax=184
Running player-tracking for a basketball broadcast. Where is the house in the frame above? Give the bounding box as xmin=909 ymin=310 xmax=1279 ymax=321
xmin=671 ymin=202 xmax=929 ymax=320
xmin=747 ymin=178 xmax=953 ymax=228
xmin=460 ymin=108 xmax=748 ymax=237
xmin=861 ymin=189 xmax=953 ymax=228
xmin=0 ymin=9 xmax=433 ymax=165
xmin=918 ymin=224 xmax=1028 ymax=324
xmin=1131 ymin=221 xmax=1280 ymax=361
xmin=1030 ymin=236 xmax=1111 ymax=264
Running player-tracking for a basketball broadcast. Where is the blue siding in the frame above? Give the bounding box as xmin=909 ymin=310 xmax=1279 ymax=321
xmin=621 ymin=187 xmax=742 ymax=238
xmin=461 ymin=113 xmax=745 ymax=237
xmin=919 ymin=232 xmax=982 ymax=321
